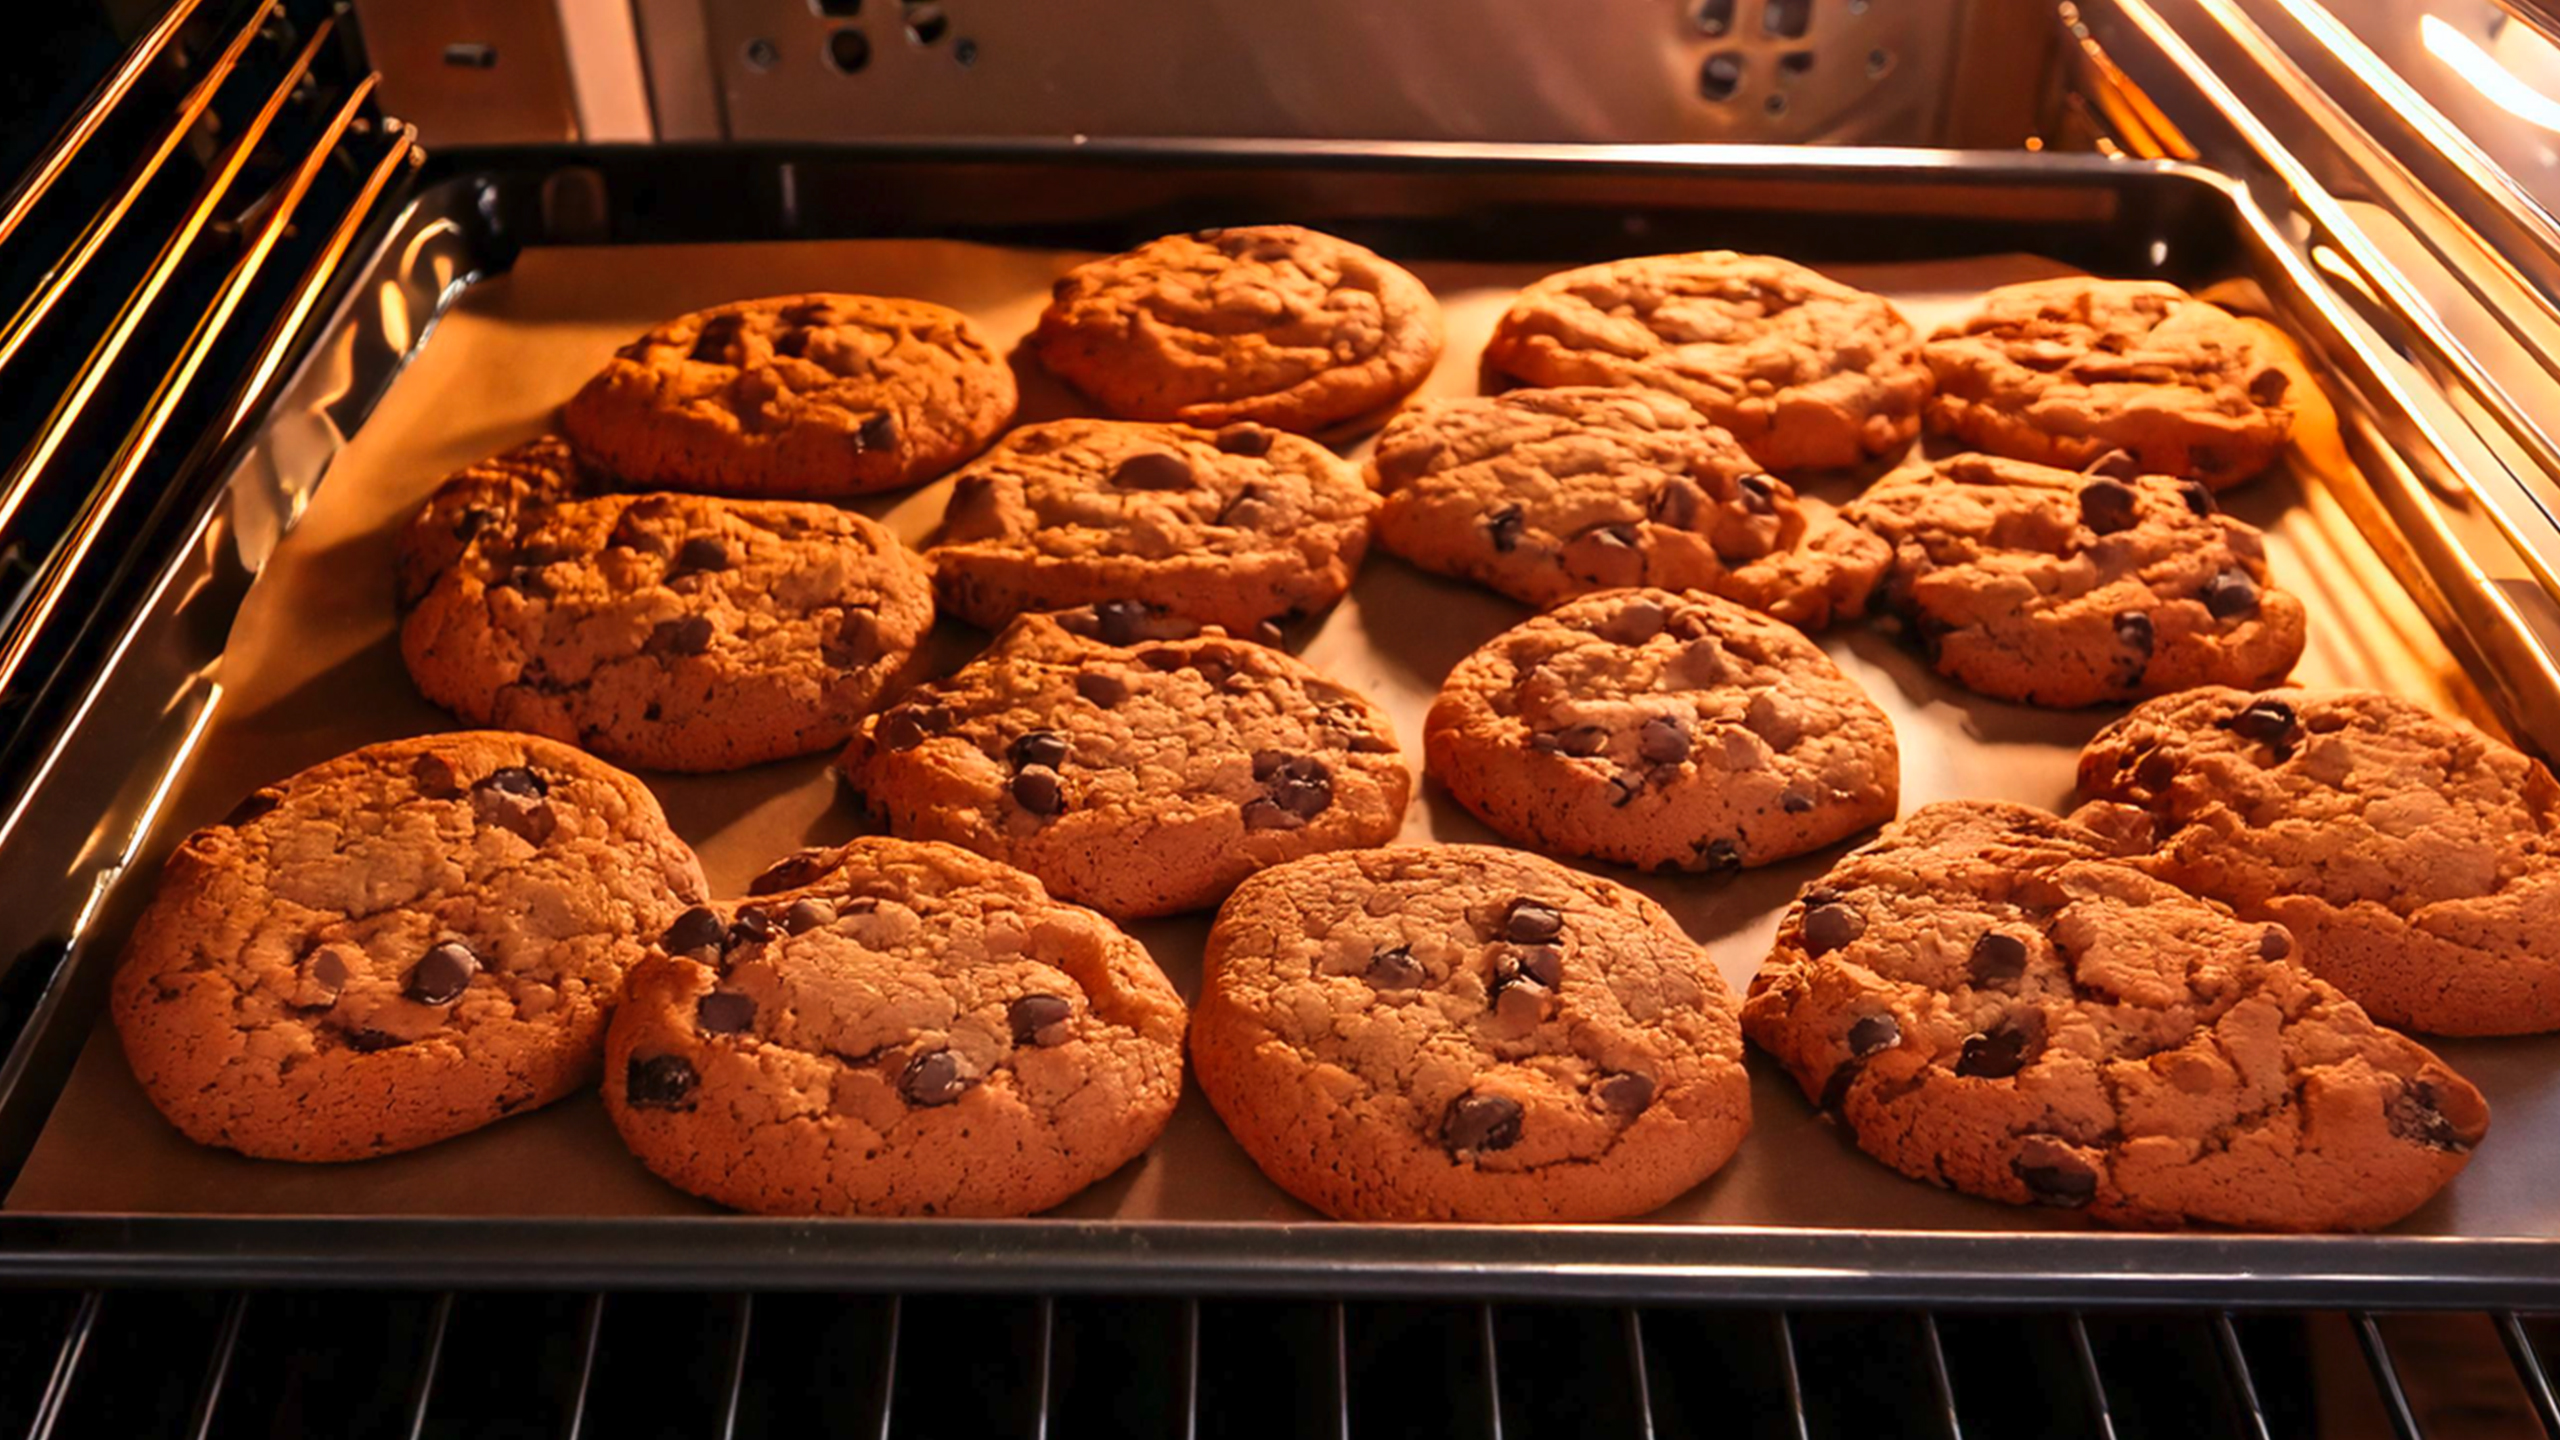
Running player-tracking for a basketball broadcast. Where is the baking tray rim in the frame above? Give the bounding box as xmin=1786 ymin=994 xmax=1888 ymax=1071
xmin=1 ymin=139 xmax=2546 ymax=1303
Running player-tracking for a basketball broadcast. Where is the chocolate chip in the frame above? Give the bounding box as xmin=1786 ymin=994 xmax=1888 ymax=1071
xmin=1969 ymin=931 xmax=2028 ymax=986
xmin=343 ymin=1026 xmax=405 ymax=1053
xmin=784 ymin=898 xmax=836 ymax=933
xmin=1699 ymin=838 xmax=1743 ymax=874
xmin=1249 ymin=752 xmax=1332 ymax=825
xmin=2179 ymin=481 xmax=2217 ymax=517
xmin=1486 ymin=504 xmax=1525 ymax=552
xmin=1604 ymin=599 xmax=1668 ymax=644
xmin=2078 ymin=477 xmax=2140 ymax=535
xmin=1440 ymin=1092 xmax=1523 ymax=1154
xmin=2202 ymin=569 xmax=2260 ymax=620
xmin=480 ymin=766 xmax=547 ymax=798
xmin=1803 ymin=901 xmax=1864 ymax=955
xmin=1214 ymin=424 xmax=1274 ymax=456
xmin=2113 ymin=610 xmax=2154 ymax=664
xmin=856 ymin=412 xmax=898 ymax=452
xmin=673 ymin=536 xmax=730 ymax=576
xmin=1608 ymin=776 xmax=1642 ymax=808
xmin=1213 ymin=485 xmax=1271 ymax=528
xmin=688 ymin=313 xmax=745 ymax=362
xmin=663 ymin=906 xmax=726 ymax=956
xmin=304 ymin=946 xmax=351 ymax=1003
xmin=1781 ymin=792 xmax=1814 ymax=814
xmin=1650 ymin=479 xmax=1702 ymax=528
xmin=1504 ymin=900 xmax=1564 ymax=944
xmin=1597 ymin=1072 xmax=1656 ymax=1116
xmin=1639 ymin=717 xmax=1691 ymax=765
xmin=607 ymin=516 xmax=671 ymax=555
xmin=1010 ymin=731 xmax=1070 ymax=770
xmin=726 ymin=908 xmax=777 ymax=950
xmin=1737 ymin=474 xmax=1780 ymax=515
xmin=1011 ymin=768 xmax=1065 ymax=815
xmin=1111 ymin=451 xmax=1194 ymax=490
xmin=2259 ymin=926 xmax=2293 ymax=961
xmin=404 ymin=941 xmax=478 ymax=1005
xmin=2248 ymin=367 xmax=2290 ymax=406
xmin=822 ymin=611 xmax=878 ymax=668
xmin=471 ymin=769 xmax=555 ymax=845
xmin=1848 ymin=1014 xmax=1900 ymax=1057
xmin=646 ymin=614 xmax=715 ymax=657
xmin=225 ymin=790 xmax=282 ymax=826
xmin=1585 ymin=522 xmax=1640 ymax=550
xmin=2013 ymin=1145 xmax=2099 ymax=1207
xmin=408 ymin=753 xmax=462 ymax=799
xmin=1008 ymin=994 xmax=1073 ymax=1047
xmin=2222 ymin=697 xmax=2301 ymax=750
xmin=899 ymin=1048 xmax=972 ymax=1106
xmin=1076 ymin=671 xmax=1128 ymax=708
xmin=1512 ymin=944 xmax=1564 ymax=988
xmin=625 ymin=1054 xmax=698 ymax=1110
xmin=1534 ymin=725 xmax=1608 ymax=758
xmin=750 ymin=850 xmax=837 ymax=895
xmin=1367 ymin=945 xmax=1424 ymax=989
xmin=2082 ymin=448 xmax=2140 ymax=480
xmin=1091 ymin=599 xmax=1151 ymax=646
xmin=1957 ymin=1020 xmax=2034 ymax=1078
xmin=2385 ymin=1080 xmax=2470 ymax=1152
xmin=697 ymin=991 xmax=757 ymax=1035
xmin=880 ymin=710 xmax=930 ymax=753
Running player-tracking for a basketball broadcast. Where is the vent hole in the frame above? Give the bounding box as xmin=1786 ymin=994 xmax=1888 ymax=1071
xmin=1698 ymin=51 xmax=1746 ymax=102
xmin=1763 ymin=91 xmax=1789 ymax=114
xmin=955 ymin=36 xmax=979 ymax=66
xmin=826 ymin=28 xmax=871 ymax=72
xmin=1778 ymin=50 xmax=1815 ymax=78
xmin=1867 ymin=46 xmax=1896 ymax=77
xmin=1764 ymin=0 xmax=1813 ymax=39
xmin=1693 ymin=0 xmax=1736 ymax=36
xmin=743 ymin=37 xmax=782 ymax=71
xmin=813 ymin=0 xmax=861 ymax=15
xmin=904 ymin=3 xmax=948 ymax=44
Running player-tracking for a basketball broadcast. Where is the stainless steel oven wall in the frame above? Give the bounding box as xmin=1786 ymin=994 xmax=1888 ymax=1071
xmin=365 ymin=0 xmax=2057 ymax=146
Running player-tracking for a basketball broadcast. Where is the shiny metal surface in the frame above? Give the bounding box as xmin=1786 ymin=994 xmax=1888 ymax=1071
xmin=352 ymin=0 xmax=582 ymax=146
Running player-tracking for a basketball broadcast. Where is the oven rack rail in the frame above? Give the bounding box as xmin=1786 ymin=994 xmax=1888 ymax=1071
xmin=2 ymin=1288 xmax=2554 ymax=1439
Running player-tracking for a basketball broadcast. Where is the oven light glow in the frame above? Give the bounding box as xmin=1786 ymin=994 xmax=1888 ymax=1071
xmin=2422 ymin=13 xmax=2560 ymax=134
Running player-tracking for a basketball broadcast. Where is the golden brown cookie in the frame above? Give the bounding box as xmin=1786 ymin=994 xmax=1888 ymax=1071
xmin=1031 ymin=226 xmax=1442 ymax=433
xmin=2080 ymin=686 xmax=2560 ymax=1036
xmin=928 ymin=417 xmax=1375 ymax=639
xmin=1192 ymin=844 xmax=1750 ymax=1221
xmin=1742 ymin=800 xmax=2487 ymax=1231
xmin=1371 ymin=387 xmax=1883 ymax=627
xmin=1921 ymin=278 xmax=2294 ymax=490
xmin=1481 ymin=252 xmax=1929 ymax=473
xmin=111 ymin=732 xmax=708 ymax=1162
xmin=562 ymin=293 xmax=1015 ymax=497
xmin=605 ymin=837 xmax=1187 ymax=1216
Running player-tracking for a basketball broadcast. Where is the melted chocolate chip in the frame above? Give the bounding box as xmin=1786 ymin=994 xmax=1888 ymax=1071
xmin=1008 ymin=994 xmax=1073 ymax=1047
xmin=2082 ymin=449 xmax=2140 ymax=481
xmin=726 ymin=908 xmax=777 ymax=950
xmin=697 ymin=991 xmax=757 ymax=1035
xmin=1956 ymin=1021 xmax=2033 ymax=1079
xmin=1504 ymin=900 xmax=1564 ymax=944
xmin=663 ymin=906 xmax=727 ymax=955
xmin=1597 ymin=1071 xmax=1656 ymax=1116
xmin=2259 ymin=926 xmax=2293 ymax=961
xmin=472 ymin=772 xmax=556 ymax=844
xmin=900 ymin=1049 xmax=972 ymax=1106
xmin=688 ymin=314 xmax=745 ymax=363
xmin=2078 ymin=477 xmax=2140 ymax=535
xmin=1090 ymin=599 xmax=1151 ymax=646
xmin=304 ymin=946 xmax=352 ymax=1004
xmin=1803 ymin=902 xmax=1864 ymax=955
xmin=343 ymin=1026 xmax=405 ymax=1053
xmin=2202 ymin=569 xmax=2261 ymax=621
xmin=1737 ymin=474 xmax=1780 ymax=516
xmin=1440 ymin=1092 xmax=1523 ymax=1154
xmin=409 ymin=753 xmax=462 ymax=799
xmin=822 ymin=611 xmax=879 ymax=668
xmin=625 ymin=1054 xmax=698 ymax=1109
xmin=1214 ymin=424 xmax=1274 ymax=457
xmin=480 ymin=766 xmax=547 ymax=798
xmin=1604 ymin=599 xmax=1669 ymax=644
xmin=2179 ymin=481 xmax=2217 ymax=517
xmin=856 ymin=412 xmax=898 ymax=452
xmin=1511 ymin=944 xmax=1563 ymax=989
xmin=646 ymin=615 xmax=715 ymax=657
xmin=784 ymin=898 xmax=836 ymax=933
xmin=1781 ymin=792 xmax=1814 ymax=814
xmin=1639 ymin=717 xmax=1691 ymax=765
xmin=1010 ymin=731 xmax=1070 ymax=771
xmin=1111 ymin=451 xmax=1194 ymax=491
xmin=2222 ymin=698 xmax=2301 ymax=751
xmin=1247 ymin=752 xmax=1332 ymax=826
xmin=880 ymin=710 xmax=931 ymax=753
xmin=405 ymin=942 xmax=478 ymax=1005
xmin=2014 ymin=1149 xmax=2099 ymax=1207
xmin=1076 ymin=671 xmax=1129 ymax=708
xmin=1533 ymin=725 xmax=1608 ymax=758
xmin=750 ymin=850 xmax=836 ymax=895
xmin=1650 ymin=478 xmax=1703 ymax=528
xmin=673 ymin=536 xmax=730 ymax=575
xmin=1584 ymin=522 xmax=1640 ymax=550
xmin=2114 ymin=611 xmax=2155 ymax=666
xmin=1011 ymin=768 xmax=1065 ymax=816
xmin=2248 ymin=368 xmax=2290 ymax=406
xmin=1367 ymin=945 xmax=1424 ymax=990
xmin=2385 ymin=1080 xmax=2471 ymax=1152
xmin=1700 ymin=838 xmax=1743 ymax=874
xmin=1969 ymin=931 xmax=2028 ymax=987
xmin=1847 ymin=1014 xmax=1900 ymax=1057
xmin=1486 ymin=505 xmax=1525 ymax=552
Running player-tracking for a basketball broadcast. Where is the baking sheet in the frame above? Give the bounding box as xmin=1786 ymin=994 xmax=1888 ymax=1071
xmin=9 ymin=237 xmax=2540 ymax=1238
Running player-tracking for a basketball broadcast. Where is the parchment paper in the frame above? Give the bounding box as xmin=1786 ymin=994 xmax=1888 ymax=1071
xmin=11 ymin=239 xmax=2536 ymax=1238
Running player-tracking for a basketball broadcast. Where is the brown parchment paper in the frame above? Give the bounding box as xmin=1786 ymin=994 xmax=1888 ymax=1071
xmin=10 ymin=239 xmax=2539 ymax=1239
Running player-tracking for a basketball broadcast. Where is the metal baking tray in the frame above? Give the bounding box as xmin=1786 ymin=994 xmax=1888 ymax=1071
xmin=3 ymin=141 xmax=2558 ymax=1306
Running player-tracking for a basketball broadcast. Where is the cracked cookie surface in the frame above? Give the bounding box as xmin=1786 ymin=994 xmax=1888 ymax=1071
xmin=1741 ymin=800 xmax=2486 ymax=1231
xmin=1426 ymin=588 xmax=1897 ymax=872
xmin=1481 ymin=251 xmax=1929 ymax=473
xmin=1031 ymin=226 xmax=1442 ymax=433
xmin=928 ymin=417 xmax=1376 ymax=638
xmin=563 ymin=292 xmax=1015 ymax=497
xmin=1843 ymin=453 xmax=2306 ymax=708
xmin=111 ymin=732 xmax=708 ymax=1162
xmin=1922 ymin=277 xmax=2294 ymax=490
xmin=838 ymin=606 xmax=1411 ymax=919
xmin=604 ymin=837 xmax=1186 ymax=1216
xmin=1192 ymin=844 xmax=1750 ymax=1221
xmin=399 ymin=440 xmax=936 ymax=773
xmin=2080 ymin=686 xmax=2560 ymax=1037
xmin=1371 ymin=387 xmax=1883 ymax=627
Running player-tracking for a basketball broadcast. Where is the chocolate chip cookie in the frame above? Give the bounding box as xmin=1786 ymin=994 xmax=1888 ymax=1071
xmin=1742 ymin=800 xmax=2487 ymax=1231
xmin=927 ymin=417 xmax=1376 ymax=639
xmin=1481 ymin=252 xmax=1930 ymax=473
xmin=1922 ymin=277 xmax=2295 ymax=490
xmin=605 ymin=836 xmax=1187 ymax=1216
xmin=838 ymin=606 xmax=1411 ymax=919
xmin=1843 ymin=453 xmax=2306 ymax=708
xmin=2080 ymin=686 xmax=2560 ymax=1036
xmin=1031 ymin=226 xmax=1443 ymax=433
xmin=400 ymin=444 xmax=936 ymax=772
xmin=562 ymin=293 xmax=1016 ymax=497
xmin=111 ymin=732 xmax=708 ymax=1162
xmin=1192 ymin=844 xmax=1751 ymax=1221
xmin=1425 ymin=588 xmax=1897 ymax=873
xmin=1371 ymin=388 xmax=1885 ymax=627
